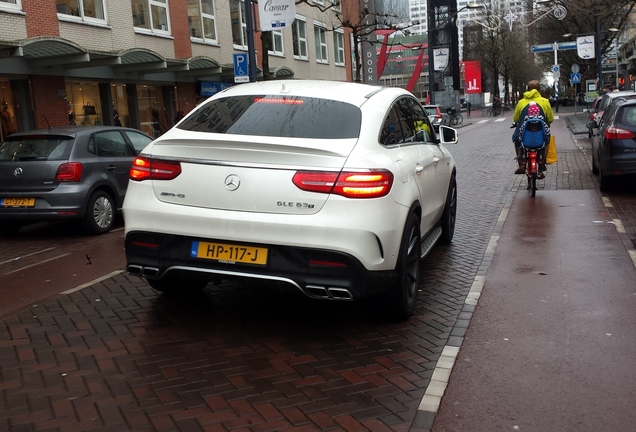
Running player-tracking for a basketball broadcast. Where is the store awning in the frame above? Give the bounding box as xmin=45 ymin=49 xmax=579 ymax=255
xmin=0 ymin=37 xmax=223 ymax=80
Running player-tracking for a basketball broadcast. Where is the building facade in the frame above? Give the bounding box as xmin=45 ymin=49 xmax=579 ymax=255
xmin=0 ymin=0 xmax=350 ymax=140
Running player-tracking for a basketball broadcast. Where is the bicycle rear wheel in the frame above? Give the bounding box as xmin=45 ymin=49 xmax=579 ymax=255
xmin=455 ymin=113 xmax=463 ymax=125
xmin=483 ymin=108 xmax=492 ymax=118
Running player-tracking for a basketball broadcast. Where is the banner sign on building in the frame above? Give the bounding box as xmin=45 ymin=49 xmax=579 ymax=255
xmin=360 ymin=0 xmax=377 ymax=83
xmin=199 ymin=81 xmax=232 ymax=96
xmin=464 ymin=60 xmax=482 ymax=94
xmin=259 ymin=0 xmax=295 ymax=31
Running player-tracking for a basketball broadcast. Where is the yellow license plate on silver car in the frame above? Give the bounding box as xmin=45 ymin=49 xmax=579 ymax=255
xmin=1 ymin=198 xmax=35 ymax=207
xmin=191 ymin=241 xmax=268 ymax=265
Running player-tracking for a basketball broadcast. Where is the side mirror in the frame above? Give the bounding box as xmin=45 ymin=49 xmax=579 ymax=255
xmin=586 ymin=120 xmax=597 ymax=129
xmin=438 ymin=125 xmax=458 ymax=144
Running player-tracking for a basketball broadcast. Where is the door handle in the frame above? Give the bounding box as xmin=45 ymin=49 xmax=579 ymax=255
xmin=433 ymin=157 xmax=440 ymax=165
xmin=415 ymin=165 xmax=424 ymax=174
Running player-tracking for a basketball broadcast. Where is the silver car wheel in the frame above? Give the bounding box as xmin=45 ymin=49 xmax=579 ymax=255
xmin=93 ymin=196 xmax=114 ymax=229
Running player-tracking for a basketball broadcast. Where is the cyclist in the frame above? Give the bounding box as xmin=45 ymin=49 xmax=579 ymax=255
xmin=512 ymin=80 xmax=554 ymax=177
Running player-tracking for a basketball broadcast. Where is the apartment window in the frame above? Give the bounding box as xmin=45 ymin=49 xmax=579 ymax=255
xmin=314 ymin=22 xmax=328 ymax=63
xmin=330 ymin=0 xmax=341 ymax=12
xmin=268 ymin=29 xmax=284 ymax=56
xmin=132 ymin=0 xmax=170 ymax=33
xmin=230 ymin=0 xmax=247 ymax=48
xmin=0 ymin=0 xmax=20 ymax=12
xmin=292 ymin=16 xmax=308 ymax=59
xmin=56 ymin=0 xmax=105 ymax=21
xmin=187 ymin=0 xmax=216 ymax=42
xmin=333 ymin=30 xmax=344 ymax=66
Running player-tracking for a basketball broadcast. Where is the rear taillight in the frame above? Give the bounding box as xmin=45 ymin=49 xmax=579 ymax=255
xmin=292 ymin=170 xmax=393 ymax=198
xmin=56 ymin=162 xmax=83 ymax=182
xmin=435 ymin=108 xmax=443 ymax=119
xmin=130 ymin=157 xmax=182 ymax=181
xmin=605 ymin=127 xmax=636 ymax=140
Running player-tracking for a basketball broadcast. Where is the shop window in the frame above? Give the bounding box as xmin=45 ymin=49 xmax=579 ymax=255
xmin=65 ymin=81 xmax=102 ymax=127
xmin=131 ymin=0 xmax=170 ymax=33
xmin=1 ymin=81 xmax=16 ymax=140
xmin=56 ymin=0 xmax=105 ymax=22
xmin=137 ymin=85 xmax=167 ymax=138
xmin=230 ymin=0 xmax=247 ymax=49
xmin=292 ymin=16 xmax=308 ymax=60
xmin=111 ymin=83 xmax=129 ymax=128
xmin=188 ymin=0 xmax=217 ymax=42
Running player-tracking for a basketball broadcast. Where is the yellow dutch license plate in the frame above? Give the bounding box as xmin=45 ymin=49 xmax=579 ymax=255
xmin=2 ymin=198 xmax=36 ymax=207
xmin=191 ymin=241 xmax=268 ymax=266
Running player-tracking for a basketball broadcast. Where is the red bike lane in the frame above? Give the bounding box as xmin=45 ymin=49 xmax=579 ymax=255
xmin=427 ymin=114 xmax=636 ymax=431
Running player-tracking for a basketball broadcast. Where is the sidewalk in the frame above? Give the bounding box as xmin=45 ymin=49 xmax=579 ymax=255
xmin=419 ymin=110 xmax=636 ymax=431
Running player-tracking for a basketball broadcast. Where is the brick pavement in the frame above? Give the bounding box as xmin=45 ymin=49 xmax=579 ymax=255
xmin=1 ymin=113 xmax=635 ymax=432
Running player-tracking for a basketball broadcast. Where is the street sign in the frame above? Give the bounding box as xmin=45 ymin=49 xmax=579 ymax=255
xmin=571 ymin=64 xmax=580 ymax=73
xmin=233 ymin=53 xmax=249 ymax=83
xmin=531 ymin=43 xmax=554 ymax=53
xmin=552 ymin=65 xmax=560 ymax=73
xmin=557 ymin=41 xmax=577 ymax=51
xmin=570 ymin=73 xmax=581 ymax=84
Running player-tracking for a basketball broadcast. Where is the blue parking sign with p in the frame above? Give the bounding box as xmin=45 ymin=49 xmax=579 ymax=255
xmin=233 ymin=53 xmax=249 ymax=83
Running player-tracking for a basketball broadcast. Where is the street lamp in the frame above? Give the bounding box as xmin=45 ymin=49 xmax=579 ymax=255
xmin=427 ymin=2 xmax=484 ymax=104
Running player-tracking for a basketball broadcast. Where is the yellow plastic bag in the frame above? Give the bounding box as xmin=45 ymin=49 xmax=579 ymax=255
xmin=546 ymin=135 xmax=557 ymax=164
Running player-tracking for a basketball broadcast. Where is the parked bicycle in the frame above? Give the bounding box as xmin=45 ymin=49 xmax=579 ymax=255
xmin=445 ymin=106 xmax=463 ymax=126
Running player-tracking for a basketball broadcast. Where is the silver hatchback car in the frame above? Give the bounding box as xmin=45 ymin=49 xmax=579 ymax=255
xmin=0 ymin=126 xmax=153 ymax=235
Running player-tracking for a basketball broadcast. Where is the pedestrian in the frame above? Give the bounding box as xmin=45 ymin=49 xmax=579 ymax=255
xmin=467 ymin=100 xmax=472 ymax=118
xmin=1 ymin=101 xmax=15 ymax=138
xmin=512 ymin=80 xmax=554 ymax=178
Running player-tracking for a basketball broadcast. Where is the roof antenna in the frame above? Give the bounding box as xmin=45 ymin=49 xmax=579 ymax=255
xmin=43 ymin=114 xmax=51 ymax=130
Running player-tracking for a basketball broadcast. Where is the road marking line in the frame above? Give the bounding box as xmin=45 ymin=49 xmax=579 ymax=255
xmin=0 ymin=247 xmax=57 ymax=266
xmin=477 ymin=119 xmax=489 ymax=124
xmin=4 ymin=253 xmax=71 ymax=275
xmin=494 ymin=118 xmax=507 ymax=122
xmin=61 ymin=270 xmax=125 ymax=294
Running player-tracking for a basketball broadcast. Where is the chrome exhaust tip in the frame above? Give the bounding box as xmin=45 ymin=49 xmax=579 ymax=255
xmin=141 ymin=267 xmax=160 ymax=278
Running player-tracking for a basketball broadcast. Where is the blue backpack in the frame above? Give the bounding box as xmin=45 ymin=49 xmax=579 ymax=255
xmin=513 ymin=102 xmax=550 ymax=148
xmin=520 ymin=118 xmax=549 ymax=148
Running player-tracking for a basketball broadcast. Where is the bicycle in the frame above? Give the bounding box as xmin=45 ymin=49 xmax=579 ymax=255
xmin=482 ymin=105 xmax=503 ymax=117
xmin=445 ymin=106 xmax=463 ymax=126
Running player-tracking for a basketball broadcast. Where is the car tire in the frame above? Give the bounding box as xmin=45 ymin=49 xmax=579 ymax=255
xmin=387 ymin=212 xmax=421 ymax=320
xmin=599 ymin=165 xmax=612 ymax=192
xmin=0 ymin=221 xmax=24 ymax=236
xmin=439 ymin=176 xmax=457 ymax=245
xmin=83 ymin=190 xmax=115 ymax=235
xmin=146 ymin=272 xmax=209 ymax=295
xmin=592 ymin=155 xmax=599 ymax=175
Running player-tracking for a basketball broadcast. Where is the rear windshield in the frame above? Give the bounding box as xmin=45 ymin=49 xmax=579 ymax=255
xmin=0 ymin=136 xmax=73 ymax=161
xmin=618 ymin=105 xmax=636 ymax=127
xmin=177 ymin=95 xmax=362 ymax=139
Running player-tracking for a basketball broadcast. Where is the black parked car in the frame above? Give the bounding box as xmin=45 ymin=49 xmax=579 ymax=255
xmin=588 ymin=98 xmax=636 ymax=192
xmin=0 ymin=126 xmax=153 ymax=235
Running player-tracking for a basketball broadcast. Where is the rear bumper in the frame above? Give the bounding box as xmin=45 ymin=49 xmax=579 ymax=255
xmin=0 ymin=185 xmax=90 ymax=220
xmin=125 ymin=231 xmax=397 ymax=300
